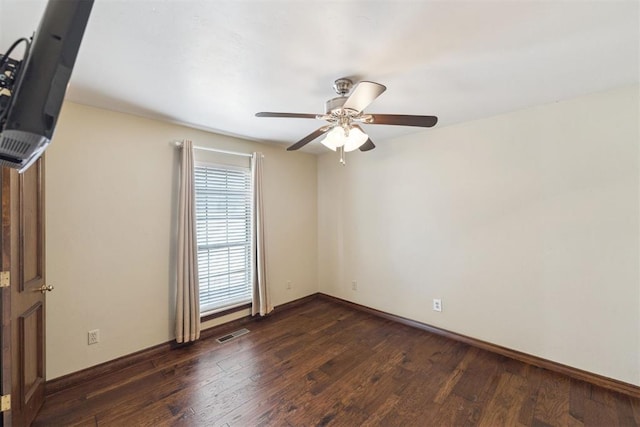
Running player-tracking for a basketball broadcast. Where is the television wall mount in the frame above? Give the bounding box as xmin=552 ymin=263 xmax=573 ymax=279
xmin=0 ymin=37 xmax=31 ymax=124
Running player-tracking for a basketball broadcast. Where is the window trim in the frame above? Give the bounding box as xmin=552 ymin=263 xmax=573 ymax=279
xmin=200 ymin=302 xmax=252 ymax=323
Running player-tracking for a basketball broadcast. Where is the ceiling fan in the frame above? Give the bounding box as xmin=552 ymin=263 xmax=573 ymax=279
xmin=255 ymin=78 xmax=438 ymax=163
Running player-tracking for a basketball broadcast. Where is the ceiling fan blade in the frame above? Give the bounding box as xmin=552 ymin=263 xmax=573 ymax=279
xmin=342 ymin=81 xmax=387 ymax=113
xmin=286 ymin=126 xmax=332 ymax=151
xmin=359 ymin=139 xmax=375 ymax=152
xmin=256 ymin=112 xmax=318 ymax=119
xmin=366 ymin=114 xmax=438 ymax=127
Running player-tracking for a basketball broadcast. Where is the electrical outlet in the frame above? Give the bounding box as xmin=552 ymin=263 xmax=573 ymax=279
xmin=433 ymin=299 xmax=442 ymax=312
xmin=88 ymin=329 xmax=100 ymax=345
xmin=352 ymin=281 xmax=357 ymax=291
xmin=286 ymin=280 xmax=292 ymax=290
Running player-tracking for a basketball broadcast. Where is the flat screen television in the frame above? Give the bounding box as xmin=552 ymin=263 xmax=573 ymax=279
xmin=0 ymin=0 xmax=94 ymax=172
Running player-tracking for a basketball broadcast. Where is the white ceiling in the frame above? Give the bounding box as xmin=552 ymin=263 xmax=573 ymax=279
xmin=1 ymin=1 xmax=639 ymax=153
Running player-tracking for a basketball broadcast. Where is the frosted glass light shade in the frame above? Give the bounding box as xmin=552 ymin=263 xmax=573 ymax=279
xmin=320 ymin=127 xmax=342 ymax=151
xmin=320 ymin=126 xmax=368 ymax=152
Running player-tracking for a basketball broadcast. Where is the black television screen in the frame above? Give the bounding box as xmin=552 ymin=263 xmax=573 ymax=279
xmin=0 ymin=0 xmax=94 ymax=172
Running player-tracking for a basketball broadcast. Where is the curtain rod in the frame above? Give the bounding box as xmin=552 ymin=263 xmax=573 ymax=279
xmin=172 ymin=140 xmax=253 ymax=158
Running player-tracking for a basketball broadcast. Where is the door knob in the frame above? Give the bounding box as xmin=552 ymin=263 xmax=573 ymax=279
xmin=35 ymin=284 xmax=54 ymax=293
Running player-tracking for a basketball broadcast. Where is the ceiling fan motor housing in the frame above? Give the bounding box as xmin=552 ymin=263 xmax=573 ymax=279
xmin=326 ymin=78 xmax=354 ymax=113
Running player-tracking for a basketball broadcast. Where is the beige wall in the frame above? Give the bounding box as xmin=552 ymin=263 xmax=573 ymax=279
xmin=46 ymin=86 xmax=639 ymax=385
xmin=318 ymin=85 xmax=640 ymax=385
xmin=45 ymin=102 xmax=318 ymax=379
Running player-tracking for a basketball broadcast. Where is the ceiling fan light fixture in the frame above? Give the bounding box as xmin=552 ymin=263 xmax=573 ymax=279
xmin=320 ymin=126 xmax=341 ymax=151
xmin=320 ymin=126 xmax=368 ymax=152
xmin=342 ymin=126 xmax=369 ymax=152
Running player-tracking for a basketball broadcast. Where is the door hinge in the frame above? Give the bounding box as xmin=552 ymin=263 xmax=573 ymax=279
xmin=0 ymin=271 xmax=9 ymax=288
xmin=0 ymin=394 xmax=10 ymax=412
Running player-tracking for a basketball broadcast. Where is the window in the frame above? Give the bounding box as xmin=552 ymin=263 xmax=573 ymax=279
xmin=195 ymin=163 xmax=252 ymax=315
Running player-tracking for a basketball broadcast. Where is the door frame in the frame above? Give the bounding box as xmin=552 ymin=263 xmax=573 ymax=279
xmin=1 ymin=168 xmax=12 ymax=426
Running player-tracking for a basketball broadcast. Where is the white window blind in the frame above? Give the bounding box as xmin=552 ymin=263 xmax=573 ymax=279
xmin=194 ymin=164 xmax=252 ymax=314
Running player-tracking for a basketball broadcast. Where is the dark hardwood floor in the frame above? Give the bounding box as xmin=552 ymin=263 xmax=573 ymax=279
xmin=35 ymin=298 xmax=640 ymax=426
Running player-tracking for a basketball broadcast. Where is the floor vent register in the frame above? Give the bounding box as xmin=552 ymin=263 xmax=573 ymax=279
xmin=216 ymin=328 xmax=250 ymax=344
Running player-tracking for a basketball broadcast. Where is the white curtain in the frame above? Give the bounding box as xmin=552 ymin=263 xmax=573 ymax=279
xmin=251 ymin=153 xmax=272 ymax=316
xmin=176 ymin=139 xmax=200 ymax=343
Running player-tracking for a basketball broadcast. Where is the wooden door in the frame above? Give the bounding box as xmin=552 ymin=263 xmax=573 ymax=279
xmin=1 ymin=158 xmax=47 ymax=426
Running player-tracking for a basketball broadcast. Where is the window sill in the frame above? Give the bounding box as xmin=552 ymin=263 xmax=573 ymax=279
xmin=200 ymin=302 xmax=252 ymax=323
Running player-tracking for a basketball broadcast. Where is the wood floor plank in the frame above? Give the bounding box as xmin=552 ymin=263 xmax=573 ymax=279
xmin=433 ymin=346 xmax=480 ymax=404
xmin=288 ymin=338 xmax=405 ymax=425
xmin=583 ymin=398 xmax=620 ymax=426
xmin=517 ymin=365 xmax=546 ymax=425
xmin=92 ymin=346 xmax=259 ymax=424
xmin=144 ymin=342 xmax=312 ymax=422
xmin=35 ymin=368 xmax=172 ymax=426
xmin=358 ymin=393 xmax=402 ymax=427
xmin=631 ymin=397 xmax=640 ymax=425
xmin=377 ymin=370 xmax=443 ymax=427
xmin=34 ymin=298 xmax=640 ymax=426
xmin=431 ymin=393 xmax=484 ymax=426
xmin=478 ymin=372 xmax=531 ymax=426
xmin=568 ymin=377 xmax=591 ymax=424
xmin=451 ymin=348 xmax=502 ymax=404
xmin=197 ymin=340 xmax=349 ymax=425
xmin=532 ymin=370 xmax=573 ymax=426
xmin=186 ymin=316 xmax=370 ymax=425
xmin=615 ymin=394 xmax=639 ymax=427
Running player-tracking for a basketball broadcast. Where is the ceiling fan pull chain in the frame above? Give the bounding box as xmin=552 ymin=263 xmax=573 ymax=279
xmin=339 ymin=146 xmax=346 ymax=165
